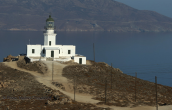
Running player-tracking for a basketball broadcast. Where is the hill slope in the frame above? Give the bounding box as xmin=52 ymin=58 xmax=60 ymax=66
xmin=63 ymin=62 xmax=172 ymax=107
xmin=0 ymin=0 xmax=172 ymax=32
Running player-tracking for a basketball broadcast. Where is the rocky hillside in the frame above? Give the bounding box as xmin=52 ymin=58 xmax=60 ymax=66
xmin=0 ymin=63 xmax=105 ymax=110
xmin=62 ymin=62 xmax=172 ymax=107
xmin=17 ymin=59 xmax=48 ymax=74
xmin=0 ymin=0 xmax=172 ymax=32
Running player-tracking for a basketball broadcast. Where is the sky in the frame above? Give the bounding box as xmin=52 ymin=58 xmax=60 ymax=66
xmin=115 ymin=0 xmax=172 ymax=18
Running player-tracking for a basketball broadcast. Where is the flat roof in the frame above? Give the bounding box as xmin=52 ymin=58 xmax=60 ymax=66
xmin=62 ymin=45 xmax=75 ymax=46
xmin=44 ymin=47 xmax=60 ymax=50
xmin=75 ymin=54 xmax=85 ymax=57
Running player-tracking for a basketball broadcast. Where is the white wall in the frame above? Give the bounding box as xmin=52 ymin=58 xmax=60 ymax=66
xmin=45 ymin=50 xmax=59 ymax=58
xmin=43 ymin=30 xmax=75 ymax=57
xmin=40 ymin=57 xmax=46 ymax=61
xmin=47 ymin=30 xmax=54 ymax=34
xmin=59 ymin=45 xmax=75 ymax=57
xmin=54 ymin=50 xmax=59 ymax=58
xmin=44 ymin=35 xmax=48 ymax=45
xmin=27 ymin=45 xmax=76 ymax=58
xmin=54 ymin=57 xmax=71 ymax=62
xmin=44 ymin=33 xmax=56 ymax=46
xmin=28 ymin=38 xmax=75 ymax=58
xmin=30 ymin=59 xmax=39 ymax=62
xmin=42 ymin=45 xmax=76 ymax=57
xmin=27 ymin=45 xmax=42 ymax=57
xmin=45 ymin=50 xmax=51 ymax=57
xmin=74 ymin=57 xmax=86 ymax=64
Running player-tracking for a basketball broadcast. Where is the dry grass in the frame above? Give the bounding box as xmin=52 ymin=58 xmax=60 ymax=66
xmin=62 ymin=61 xmax=172 ymax=107
xmin=0 ymin=63 xmax=105 ymax=110
xmin=17 ymin=59 xmax=48 ymax=74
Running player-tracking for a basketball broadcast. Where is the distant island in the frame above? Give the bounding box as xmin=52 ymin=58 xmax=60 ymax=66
xmin=0 ymin=0 xmax=172 ymax=32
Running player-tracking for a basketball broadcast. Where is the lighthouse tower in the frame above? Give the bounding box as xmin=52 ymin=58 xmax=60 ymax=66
xmin=26 ymin=15 xmax=86 ymax=64
xmin=44 ymin=15 xmax=56 ymax=46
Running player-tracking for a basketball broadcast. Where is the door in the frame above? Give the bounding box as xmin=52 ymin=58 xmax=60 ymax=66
xmin=79 ymin=58 xmax=82 ymax=64
xmin=51 ymin=51 xmax=54 ymax=57
xmin=49 ymin=41 xmax=51 ymax=46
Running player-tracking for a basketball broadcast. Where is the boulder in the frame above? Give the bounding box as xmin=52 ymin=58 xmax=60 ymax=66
xmin=47 ymin=100 xmax=53 ymax=105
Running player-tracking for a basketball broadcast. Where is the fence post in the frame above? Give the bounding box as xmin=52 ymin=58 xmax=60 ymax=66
xmin=155 ymin=76 xmax=158 ymax=110
xmin=74 ymin=75 xmax=76 ymax=101
xmin=105 ymin=78 xmax=107 ymax=104
xmin=24 ymin=86 xmax=25 ymax=97
xmin=135 ymin=72 xmax=137 ymax=102
xmin=1 ymin=72 xmax=3 ymax=84
xmin=2 ymin=72 xmax=3 ymax=84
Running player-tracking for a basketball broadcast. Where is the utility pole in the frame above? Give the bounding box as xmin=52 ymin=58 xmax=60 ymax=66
xmin=135 ymin=72 xmax=137 ymax=102
xmin=74 ymin=76 xmax=76 ymax=101
xmin=2 ymin=72 xmax=4 ymax=85
xmin=1 ymin=72 xmax=4 ymax=88
xmin=155 ymin=76 xmax=158 ymax=110
xmin=93 ymin=43 xmax=95 ymax=62
xmin=52 ymin=62 xmax=54 ymax=81
xmin=2 ymin=72 xmax=3 ymax=84
xmin=105 ymin=78 xmax=107 ymax=104
xmin=111 ymin=63 xmax=113 ymax=89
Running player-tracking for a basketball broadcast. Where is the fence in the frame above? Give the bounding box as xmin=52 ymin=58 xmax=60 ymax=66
xmin=1 ymin=62 xmax=172 ymax=110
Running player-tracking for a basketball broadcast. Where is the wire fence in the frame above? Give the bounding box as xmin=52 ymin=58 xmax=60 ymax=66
xmin=1 ymin=63 xmax=172 ymax=110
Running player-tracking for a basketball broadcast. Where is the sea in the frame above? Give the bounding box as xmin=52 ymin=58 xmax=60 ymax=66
xmin=1 ymin=31 xmax=172 ymax=87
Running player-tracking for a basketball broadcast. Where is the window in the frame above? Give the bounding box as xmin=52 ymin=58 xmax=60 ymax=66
xmin=32 ymin=49 xmax=35 ymax=54
xmin=59 ymin=50 xmax=60 ymax=54
xmin=68 ymin=50 xmax=71 ymax=54
xmin=48 ymin=22 xmax=53 ymax=26
xmin=49 ymin=41 xmax=51 ymax=46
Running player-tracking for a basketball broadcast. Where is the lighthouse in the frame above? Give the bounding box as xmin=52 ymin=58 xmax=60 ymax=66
xmin=44 ymin=15 xmax=56 ymax=46
xmin=26 ymin=15 xmax=86 ymax=64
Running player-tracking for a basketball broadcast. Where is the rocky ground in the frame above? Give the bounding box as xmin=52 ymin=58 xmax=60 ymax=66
xmin=17 ymin=59 xmax=48 ymax=74
xmin=3 ymin=59 xmax=172 ymax=109
xmin=0 ymin=62 xmax=107 ymax=110
xmin=62 ymin=61 xmax=172 ymax=107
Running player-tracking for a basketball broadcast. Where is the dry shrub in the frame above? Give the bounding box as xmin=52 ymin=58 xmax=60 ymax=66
xmin=17 ymin=59 xmax=48 ymax=74
xmin=63 ymin=61 xmax=172 ymax=107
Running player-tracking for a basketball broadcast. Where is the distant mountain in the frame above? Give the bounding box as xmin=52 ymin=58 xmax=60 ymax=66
xmin=0 ymin=0 xmax=172 ymax=32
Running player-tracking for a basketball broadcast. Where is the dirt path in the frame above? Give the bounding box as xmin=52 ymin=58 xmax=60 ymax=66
xmin=3 ymin=61 xmax=100 ymax=104
xmin=3 ymin=61 xmax=172 ymax=110
xmin=42 ymin=61 xmax=100 ymax=104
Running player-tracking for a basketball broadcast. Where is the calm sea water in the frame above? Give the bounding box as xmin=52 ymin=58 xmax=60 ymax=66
xmin=1 ymin=31 xmax=172 ymax=87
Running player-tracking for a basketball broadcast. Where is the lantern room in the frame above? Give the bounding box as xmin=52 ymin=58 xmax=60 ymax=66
xmin=45 ymin=15 xmax=55 ymax=30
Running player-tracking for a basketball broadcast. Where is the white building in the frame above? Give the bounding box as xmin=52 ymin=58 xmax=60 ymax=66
xmin=26 ymin=15 xmax=86 ymax=64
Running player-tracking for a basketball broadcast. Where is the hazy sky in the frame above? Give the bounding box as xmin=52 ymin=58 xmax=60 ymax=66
xmin=115 ymin=0 xmax=172 ymax=18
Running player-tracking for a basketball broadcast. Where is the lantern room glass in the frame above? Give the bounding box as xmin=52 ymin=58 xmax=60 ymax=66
xmin=46 ymin=21 xmax=54 ymax=28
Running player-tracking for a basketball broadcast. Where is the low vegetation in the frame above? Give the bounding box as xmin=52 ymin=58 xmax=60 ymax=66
xmin=2 ymin=59 xmax=172 ymax=109
xmin=17 ymin=59 xmax=48 ymax=74
xmin=63 ymin=61 xmax=172 ymax=107
xmin=0 ymin=63 xmax=106 ymax=110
